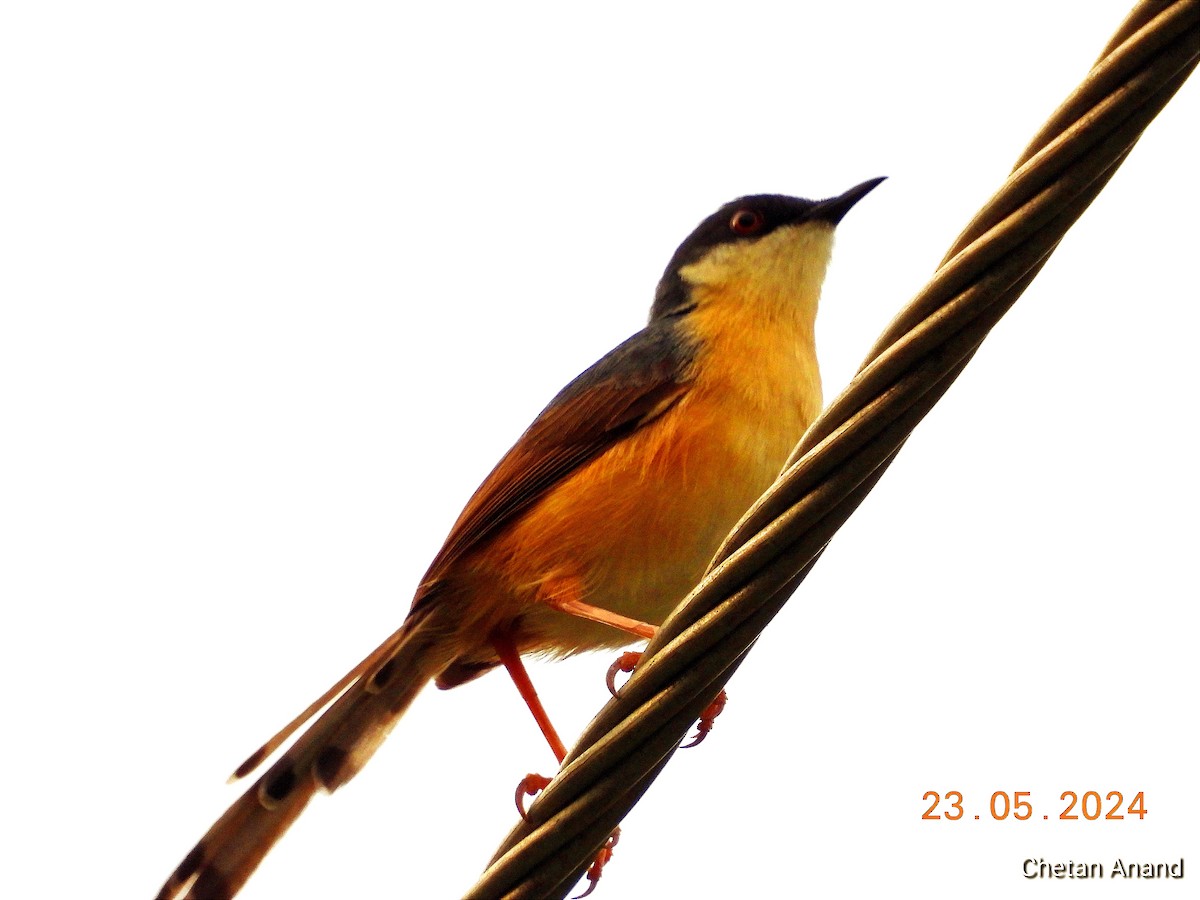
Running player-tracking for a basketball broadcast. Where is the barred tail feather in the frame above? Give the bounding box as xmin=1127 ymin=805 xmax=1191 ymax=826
xmin=157 ymin=609 xmax=454 ymax=900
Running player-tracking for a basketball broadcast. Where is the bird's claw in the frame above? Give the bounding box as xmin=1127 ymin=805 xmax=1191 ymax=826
xmin=572 ymin=828 xmax=620 ymax=899
xmin=606 ymin=652 xmax=727 ymax=747
xmin=605 ymin=651 xmax=642 ymax=697
xmin=681 ymin=689 xmax=728 ymax=748
xmin=515 ymin=773 xmax=552 ymax=821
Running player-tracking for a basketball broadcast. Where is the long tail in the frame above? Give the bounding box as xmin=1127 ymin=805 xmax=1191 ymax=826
xmin=157 ymin=606 xmax=455 ymax=900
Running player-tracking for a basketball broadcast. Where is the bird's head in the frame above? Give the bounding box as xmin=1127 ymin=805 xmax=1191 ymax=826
xmin=651 ymin=177 xmax=885 ymax=322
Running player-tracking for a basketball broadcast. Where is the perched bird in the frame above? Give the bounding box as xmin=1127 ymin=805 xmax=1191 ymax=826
xmin=158 ymin=178 xmax=884 ymax=899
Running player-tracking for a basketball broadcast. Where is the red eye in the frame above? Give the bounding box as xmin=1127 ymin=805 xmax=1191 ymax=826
xmin=729 ymin=209 xmax=764 ymax=235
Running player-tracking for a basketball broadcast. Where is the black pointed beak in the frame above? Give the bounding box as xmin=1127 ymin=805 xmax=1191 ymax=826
xmin=808 ymin=177 xmax=887 ymax=225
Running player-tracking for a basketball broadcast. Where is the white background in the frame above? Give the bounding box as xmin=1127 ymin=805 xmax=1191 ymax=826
xmin=2 ymin=2 xmax=1197 ymax=898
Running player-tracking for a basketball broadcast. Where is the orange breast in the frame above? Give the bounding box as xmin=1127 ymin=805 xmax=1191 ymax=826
xmin=469 ymin=373 xmax=812 ymax=656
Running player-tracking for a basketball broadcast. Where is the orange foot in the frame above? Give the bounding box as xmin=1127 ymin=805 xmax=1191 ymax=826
xmin=514 ymin=772 xmax=553 ymax=821
xmin=605 ymin=651 xmax=642 ymax=696
xmin=681 ymin=689 xmax=727 ymax=748
xmin=606 ymin=650 xmax=727 ymax=748
xmin=573 ymin=828 xmax=620 ymax=899
xmin=515 ymin=773 xmax=619 ymax=898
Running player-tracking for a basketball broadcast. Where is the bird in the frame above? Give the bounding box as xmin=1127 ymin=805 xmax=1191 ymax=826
xmin=157 ymin=177 xmax=884 ymax=900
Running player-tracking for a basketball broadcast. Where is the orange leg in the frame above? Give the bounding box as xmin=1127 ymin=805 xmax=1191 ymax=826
xmin=491 ymin=630 xmax=573 ymax=822
xmin=495 ymin=581 xmax=709 ymax=896
xmin=539 ymin=574 xmax=657 ymax=640
xmin=543 ymin=595 xmax=657 ymax=640
xmin=491 ymin=627 xmax=567 ymax=764
xmin=492 ymin=625 xmax=622 ymax=895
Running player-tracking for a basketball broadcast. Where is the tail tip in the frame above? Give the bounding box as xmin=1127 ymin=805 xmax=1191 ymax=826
xmin=229 ymin=746 xmax=268 ymax=782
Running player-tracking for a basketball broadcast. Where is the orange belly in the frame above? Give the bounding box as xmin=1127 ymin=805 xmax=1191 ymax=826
xmin=460 ymin=379 xmax=812 ymax=657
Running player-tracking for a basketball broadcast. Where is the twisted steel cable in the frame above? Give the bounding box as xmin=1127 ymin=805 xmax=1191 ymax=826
xmin=468 ymin=2 xmax=1200 ymax=896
